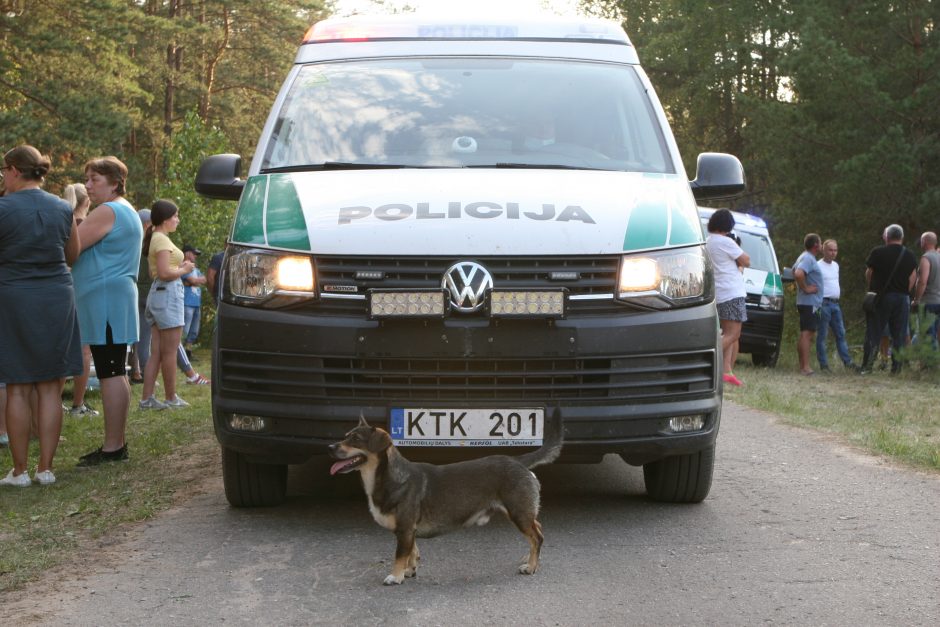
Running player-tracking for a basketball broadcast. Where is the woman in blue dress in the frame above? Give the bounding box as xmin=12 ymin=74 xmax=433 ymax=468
xmin=0 ymin=145 xmax=83 ymax=487
xmin=72 ymin=156 xmax=143 ymax=466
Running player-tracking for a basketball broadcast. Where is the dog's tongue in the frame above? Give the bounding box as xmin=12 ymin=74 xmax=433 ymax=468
xmin=329 ymin=460 xmax=351 ymax=476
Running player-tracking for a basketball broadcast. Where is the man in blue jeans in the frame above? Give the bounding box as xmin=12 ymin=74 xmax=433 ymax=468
xmin=816 ymin=239 xmax=857 ymax=371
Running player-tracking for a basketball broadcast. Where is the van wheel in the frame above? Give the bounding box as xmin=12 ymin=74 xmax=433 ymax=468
xmin=751 ymin=348 xmax=779 ymax=368
xmin=221 ymin=446 xmax=287 ymax=507
xmin=642 ymin=444 xmax=714 ymax=503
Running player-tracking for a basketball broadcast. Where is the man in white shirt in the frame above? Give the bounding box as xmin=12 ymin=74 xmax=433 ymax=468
xmin=816 ymin=239 xmax=857 ymax=371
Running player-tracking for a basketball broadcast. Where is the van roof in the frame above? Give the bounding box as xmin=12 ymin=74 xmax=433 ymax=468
xmin=698 ymin=207 xmax=769 ymax=232
xmin=303 ymin=14 xmax=632 ymax=45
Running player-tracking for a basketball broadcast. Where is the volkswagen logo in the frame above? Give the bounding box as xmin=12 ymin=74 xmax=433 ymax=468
xmin=442 ymin=261 xmax=493 ymax=313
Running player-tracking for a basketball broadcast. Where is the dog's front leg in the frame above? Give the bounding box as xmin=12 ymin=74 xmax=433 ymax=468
xmin=404 ymin=540 xmax=420 ymax=578
xmin=384 ymin=527 xmax=416 ymax=585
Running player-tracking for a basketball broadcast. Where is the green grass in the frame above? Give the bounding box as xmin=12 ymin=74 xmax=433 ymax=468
xmin=727 ymin=304 xmax=940 ymax=472
xmin=727 ymin=362 xmax=940 ymax=470
xmin=0 ymin=350 xmax=216 ymax=592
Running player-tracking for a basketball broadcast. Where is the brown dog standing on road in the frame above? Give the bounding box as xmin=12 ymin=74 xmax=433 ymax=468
xmin=329 ymin=409 xmax=563 ymax=585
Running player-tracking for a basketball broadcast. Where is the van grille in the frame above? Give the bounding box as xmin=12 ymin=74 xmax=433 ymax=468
xmin=312 ymin=255 xmax=622 ymax=316
xmin=219 ymin=349 xmax=715 ymax=402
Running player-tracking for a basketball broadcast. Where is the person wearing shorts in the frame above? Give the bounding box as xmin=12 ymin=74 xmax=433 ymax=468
xmin=72 ymin=156 xmax=143 ymax=466
xmin=705 ymin=209 xmax=750 ymax=387
xmin=794 ymin=233 xmax=823 ymax=376
xmin=140 ymin=199 xmax=195 ymax=410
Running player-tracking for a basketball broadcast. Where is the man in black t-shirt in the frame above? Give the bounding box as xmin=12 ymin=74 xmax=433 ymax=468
xmin=861 ymin=224 xmax=917 ymax=373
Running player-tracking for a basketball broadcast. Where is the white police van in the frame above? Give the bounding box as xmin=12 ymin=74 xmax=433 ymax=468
xmin=699 ymin=208 xmax=784 ymax=366
xmin=195 ymin=15 xmax=745 ymax=507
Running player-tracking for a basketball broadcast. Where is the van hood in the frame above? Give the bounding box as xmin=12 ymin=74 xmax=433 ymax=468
xmin=230 ymin=169 xmax=703 ymax=256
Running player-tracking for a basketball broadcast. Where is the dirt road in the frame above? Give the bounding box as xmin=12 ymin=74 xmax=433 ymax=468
xmin=6 ymin=400 xmax=939 ymax=625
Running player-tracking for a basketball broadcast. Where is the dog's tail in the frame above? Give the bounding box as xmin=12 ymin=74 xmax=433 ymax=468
xmin=515 ymin=407 xmax=563 ymax=469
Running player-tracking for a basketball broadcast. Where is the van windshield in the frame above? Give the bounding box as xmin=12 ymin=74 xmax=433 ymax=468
xmin=737 ymin=231 xmax=778 ymax=273
xmin=261 ymin=58 xmax=673 ymax=173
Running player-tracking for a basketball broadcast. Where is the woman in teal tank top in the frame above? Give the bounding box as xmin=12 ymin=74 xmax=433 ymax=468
xmin=72 ymin=157 xmax=143 ymax=467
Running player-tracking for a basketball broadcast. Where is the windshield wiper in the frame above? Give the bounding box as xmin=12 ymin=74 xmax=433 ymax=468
xmin=469 ymin=163 xmax=602 ymax=171
xmin=262 ymin=162 xmax=417 ymax=173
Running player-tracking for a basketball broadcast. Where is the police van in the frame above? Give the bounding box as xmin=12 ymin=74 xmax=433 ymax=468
xmin=699 ymin=208 xmax=784 ymax=367
xmin=195 ymin=15 xmax=745 ymax=507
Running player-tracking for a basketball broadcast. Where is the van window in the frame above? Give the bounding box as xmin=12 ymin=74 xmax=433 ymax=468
xmin=737 ymin=231 xmax=777 ymax=273
xmin=261 ymin=58 xmax=673 ymax=173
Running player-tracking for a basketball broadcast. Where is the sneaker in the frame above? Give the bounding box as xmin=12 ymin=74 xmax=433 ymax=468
xmin=0 ymin=469 xmax=31 ymax=487
xmin=139 ymin=395 xmax=168 ymax=410
xmin=819 ymin=365 xmax=831 ymax=373
xmin=69 ymin=402 xmax=100 ymax=417
xmin=77 ymin=445 xmax=129 ymax=467
xmin=186 ymin=373 xmax=210 ymax=385
xmin=164 ymin=395 xmax=190 ymax=409
xmin=34 ymin=470 xmax=56 ymax=485
xmin=722 ymin=373 xmax=744 ymax=386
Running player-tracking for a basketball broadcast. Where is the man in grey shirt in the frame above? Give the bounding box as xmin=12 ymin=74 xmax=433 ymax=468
xmin=914 ymin=231 xmax=940 ymax=349
xmin=794 ymin=233 xmax=823 ymax=375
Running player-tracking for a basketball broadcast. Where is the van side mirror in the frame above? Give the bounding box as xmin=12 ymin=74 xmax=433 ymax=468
xmin=781 ymin=267 xmax=795 ymax=282
xmin=195 ymin=154 xmax=245 ymax=200
xmin=690 ymin=153 xmax=746 ymax=200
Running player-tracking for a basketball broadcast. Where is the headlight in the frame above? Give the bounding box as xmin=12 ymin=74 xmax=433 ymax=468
xmin=760 ymin=294 xmax=784 ymax=311
xmin=616 ymin=246 xmax=712 ymax=309
xmin=226 ymin=248 xmax=315 ymax=307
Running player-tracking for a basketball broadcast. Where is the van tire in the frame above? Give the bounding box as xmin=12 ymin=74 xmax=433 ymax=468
xmin=642 ymin=444 xmax=715 ymax=503
xmin=222 ymin=446 xmax=288 ymax=507
xmin=751 ymin=347 xmax=780 ymax=368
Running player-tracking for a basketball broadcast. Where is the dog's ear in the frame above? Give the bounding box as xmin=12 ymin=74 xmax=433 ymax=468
xmin=358 ymin=413 xmax=370 ymax=428
xmin=370 ymin=427 xmax=393 ymax=452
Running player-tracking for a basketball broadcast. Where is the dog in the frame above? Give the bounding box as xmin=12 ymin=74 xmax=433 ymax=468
xmin=328 ymin=408 xmax=563 ymax=585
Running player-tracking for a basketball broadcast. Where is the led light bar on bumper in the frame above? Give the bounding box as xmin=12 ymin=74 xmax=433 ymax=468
xmin=226 ymin=248 xmax=316 ymax=307
xmin=489 ymin=290 xmax=566 ymax=318
xmin=370 ymin=289 xmax=447 ymax=318
xmin=616 ymin=246 xmax=712 ymax=309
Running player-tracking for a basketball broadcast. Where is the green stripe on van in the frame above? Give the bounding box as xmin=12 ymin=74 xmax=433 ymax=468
xmin=623 ymin=201 xmax=668 ymax=251
xmin=232 ymin=176 xmax=267 ymax=245
xmin=265 ymin=174 xmax=310 ymax=250
xmin=764 ymin=272 xmax=783 ymax=296
xmin=667 ymin=204 xmax=702 ymax=246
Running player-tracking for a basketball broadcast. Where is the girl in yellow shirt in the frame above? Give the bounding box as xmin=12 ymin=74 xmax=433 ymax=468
xmin=140 ymin=200 xmax=194 ymax=409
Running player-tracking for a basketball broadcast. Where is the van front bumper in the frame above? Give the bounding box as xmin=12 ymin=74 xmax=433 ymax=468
xmin=212 ymin=300 xmax=722 ymax=466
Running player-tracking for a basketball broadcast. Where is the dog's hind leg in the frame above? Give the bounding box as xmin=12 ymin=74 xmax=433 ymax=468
xmin=384 ymin=528 xmax=416 ymax=585
xmin=513 ymin=516 xmax=544 ymax=575
xmin=405 ymin=541 xmax=420 ymax=578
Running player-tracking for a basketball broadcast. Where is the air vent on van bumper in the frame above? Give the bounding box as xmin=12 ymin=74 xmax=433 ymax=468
xmin=218 ymin=349 xmax=715 ymax=402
